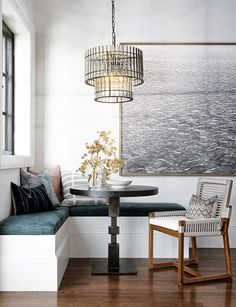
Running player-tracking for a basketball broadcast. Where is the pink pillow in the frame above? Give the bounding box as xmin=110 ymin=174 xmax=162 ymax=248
xmin=27 ymin=165 xmax=63 ymax=203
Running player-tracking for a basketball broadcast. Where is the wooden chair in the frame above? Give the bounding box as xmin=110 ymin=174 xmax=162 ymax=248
xmin=148 ymin=178 xmax=233 ymax=285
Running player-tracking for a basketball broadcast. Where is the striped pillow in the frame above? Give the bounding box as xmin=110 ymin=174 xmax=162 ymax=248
xmin=61 ymin=171 xmax=107 ymax=204
xmin=11 ymin=182 xmax=56 ymax=215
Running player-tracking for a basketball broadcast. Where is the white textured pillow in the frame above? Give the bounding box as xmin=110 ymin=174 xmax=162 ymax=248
xmin=60 ymin=171 xmax=107 ymax=204
xmin=186 ymin=194 xmax=218 ymax=219
xmin=61 ymin=170 xmax=87 ymax=199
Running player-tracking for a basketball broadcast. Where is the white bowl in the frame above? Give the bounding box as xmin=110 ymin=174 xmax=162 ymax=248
xmin=106 ymin=179 xmax=132 ymax=188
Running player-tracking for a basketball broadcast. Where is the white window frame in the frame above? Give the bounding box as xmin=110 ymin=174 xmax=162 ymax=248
xmin=0 ymin=0 xmax=35 ymax=169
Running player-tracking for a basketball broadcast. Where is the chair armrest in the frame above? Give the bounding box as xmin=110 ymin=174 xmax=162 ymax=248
xmin=179 ymin=218 xmax=223 ymax=236
xmin=149 ymin=210 xmax=186 ymax=218
xmin=183 ymin=217 xmax=222 ymax=224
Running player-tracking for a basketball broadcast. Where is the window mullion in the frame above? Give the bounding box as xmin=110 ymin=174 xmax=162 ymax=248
xmin=2 ymin=21 xmax=14 ymax=155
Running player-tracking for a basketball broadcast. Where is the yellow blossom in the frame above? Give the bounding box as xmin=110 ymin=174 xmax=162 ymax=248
xmin=78 ymin=131 xmax=124 ymax=178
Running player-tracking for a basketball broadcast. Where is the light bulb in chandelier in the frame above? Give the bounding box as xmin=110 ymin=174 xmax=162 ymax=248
xmin=94 ymin=76 xmax=133 ymax=103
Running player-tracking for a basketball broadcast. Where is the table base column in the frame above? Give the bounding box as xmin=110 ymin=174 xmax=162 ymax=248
xmin=108 ymin=243 xmax=119 ymax=269
xmin=91 ymin=197 xmax=137 ymax=275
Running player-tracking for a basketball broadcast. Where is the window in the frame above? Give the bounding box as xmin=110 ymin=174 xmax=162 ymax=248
xmin=2 ymin=21 xmax=14 ymax=155
xmin=0 ymin=0 xmax=35 ymax=169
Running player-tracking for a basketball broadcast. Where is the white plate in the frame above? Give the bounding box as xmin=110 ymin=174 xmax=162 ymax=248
xmin=106 ymin=180 xmax=132 ymax=188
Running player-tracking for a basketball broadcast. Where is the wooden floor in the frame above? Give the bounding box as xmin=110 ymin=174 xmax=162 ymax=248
xmin=0 ymin=249 xmax=235 ymax=307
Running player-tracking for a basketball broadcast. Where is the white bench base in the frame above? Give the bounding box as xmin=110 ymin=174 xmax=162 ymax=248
xmin=0 ymin=220 xmax=69 ymax=291
xmin=0 ymin=217 xmax=189 ymax=291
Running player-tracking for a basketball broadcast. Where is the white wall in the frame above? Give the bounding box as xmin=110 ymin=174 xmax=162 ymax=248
xmin=32 ymin=0 xmax=236 ymax=246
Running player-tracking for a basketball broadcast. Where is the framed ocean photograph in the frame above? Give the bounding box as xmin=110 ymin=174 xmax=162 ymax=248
xmin=120 ymin=43 xmax=236 ymax=176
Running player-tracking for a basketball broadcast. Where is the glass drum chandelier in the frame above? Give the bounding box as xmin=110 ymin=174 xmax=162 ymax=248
xmin=85 ymin=0 xmax=144 ymax=103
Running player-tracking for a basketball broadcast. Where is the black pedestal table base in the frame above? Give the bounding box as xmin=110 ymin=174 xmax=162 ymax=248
xmin=91 ymin=197 xmax=137 ymax=275
xmin=69 ymin=185 xmax=158 ymax=276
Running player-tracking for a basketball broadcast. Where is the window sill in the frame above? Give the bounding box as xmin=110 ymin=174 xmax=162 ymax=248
xmin=0 ymin=155 xmax=34 ymax=169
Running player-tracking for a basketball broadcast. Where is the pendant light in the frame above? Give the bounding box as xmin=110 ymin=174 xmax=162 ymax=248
xmin=85 ymin=0 xmax=144 ymax=103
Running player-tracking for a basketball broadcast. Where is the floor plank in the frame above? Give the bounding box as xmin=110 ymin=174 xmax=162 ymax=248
xmin=0 ymin=249 xmax=235 ymax=307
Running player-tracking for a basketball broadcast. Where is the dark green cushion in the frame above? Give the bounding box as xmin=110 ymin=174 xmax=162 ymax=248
xmin=0 ymin=202 xmax=185 ymax=235
xmin=0 ymin=207 xmax=69 ymax=235
xmin=69 ymin=202 xmax=185 ymax=217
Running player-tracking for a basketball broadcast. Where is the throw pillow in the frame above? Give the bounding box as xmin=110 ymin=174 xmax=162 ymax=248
xmin=186 ymin=194 xmax=218 ymax=219
xmin=61 ymin=170 xmax=87 ymax=199
xmin=11 ymin=182 xmax=56 ymax=215
xmin=20 ymin=169 xmax=59 ymax=206
xmin=61 ymin=170 xmax=107 ymax=204
xmin=27 ymin=166 xmax=63 ymax=203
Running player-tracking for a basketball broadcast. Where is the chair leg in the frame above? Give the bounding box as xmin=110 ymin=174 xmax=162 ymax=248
xmin=148 ymin=224 xmax=154 ymax=269
xmin=191 ymin=237 xmax=199 ymax=264
xmin=182 ymin=229 xmax=232 ymax=284
xmin=223 ymin=230 xmax=232 ymax=276
xmin=178 ymin=232 xmax=184 ymax=285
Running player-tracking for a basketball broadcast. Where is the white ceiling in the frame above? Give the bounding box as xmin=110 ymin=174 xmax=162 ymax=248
xmin=29 ymin=0 xmax=236 ymax=43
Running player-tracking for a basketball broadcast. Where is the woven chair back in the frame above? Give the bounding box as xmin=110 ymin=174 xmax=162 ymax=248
xmin=197 ymin=178 xmax=233 ymax=218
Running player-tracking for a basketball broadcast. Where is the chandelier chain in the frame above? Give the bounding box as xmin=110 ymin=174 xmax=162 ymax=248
xmin=112 ymin=0 xmax=116 ymax=46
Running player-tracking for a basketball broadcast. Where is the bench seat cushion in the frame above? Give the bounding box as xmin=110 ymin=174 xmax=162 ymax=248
xmin=0 ymin=207 xmax=69 ymax=235
xmin=69 ymin=202 xmax=185 ymax=216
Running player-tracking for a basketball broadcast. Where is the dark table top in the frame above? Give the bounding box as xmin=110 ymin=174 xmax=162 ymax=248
xmin=70 ymin=185 xmax=158 ymax=198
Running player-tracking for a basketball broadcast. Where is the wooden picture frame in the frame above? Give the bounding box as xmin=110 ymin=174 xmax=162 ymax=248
xmin=119 ymin=43 xmax=236 ymax=176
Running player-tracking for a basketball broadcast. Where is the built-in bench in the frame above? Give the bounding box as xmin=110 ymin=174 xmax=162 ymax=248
xmin=0 ymin=202 xmax=186 ymax=291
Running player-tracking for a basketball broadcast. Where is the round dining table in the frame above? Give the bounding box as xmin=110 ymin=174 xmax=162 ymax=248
xmin=70 ymin=184 xmax=158 ymax=275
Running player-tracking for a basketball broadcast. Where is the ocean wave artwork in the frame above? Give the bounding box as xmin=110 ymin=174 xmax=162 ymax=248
xmin=121 ymin=45 xmax=236 ymax=174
